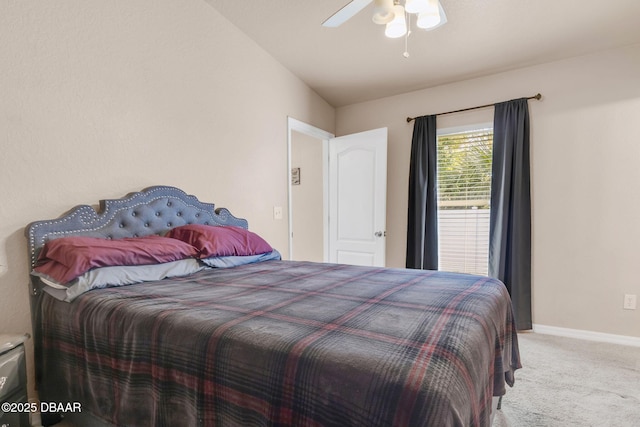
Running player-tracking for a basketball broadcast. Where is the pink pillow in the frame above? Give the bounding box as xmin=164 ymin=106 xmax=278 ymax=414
xmin=33 ymin=235 xmax=199 ymax=284
xmin=165 ymin=225 xmax=272 ymax=258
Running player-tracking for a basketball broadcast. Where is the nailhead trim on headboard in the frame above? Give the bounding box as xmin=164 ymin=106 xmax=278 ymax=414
xmin=25 ymin=186 xmax=248 ymax=271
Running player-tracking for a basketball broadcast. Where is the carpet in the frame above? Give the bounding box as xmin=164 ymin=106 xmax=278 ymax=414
xmin=494 ymin=332 xmax=640 ymax=427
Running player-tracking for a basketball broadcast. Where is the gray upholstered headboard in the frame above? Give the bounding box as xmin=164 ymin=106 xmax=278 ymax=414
xmin=25 ymin=185 xmax=248 ymax=279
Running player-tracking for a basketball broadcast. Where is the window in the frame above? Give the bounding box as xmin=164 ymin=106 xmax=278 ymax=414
xmin=437 ymin=127 xmax=493 ymax=276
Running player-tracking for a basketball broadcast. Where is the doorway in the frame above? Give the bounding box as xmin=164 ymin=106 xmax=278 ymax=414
xmin=287 ymin=118 xmax=388 ymax=266
xmin=287 ymin=118 xmax=333 ymax=262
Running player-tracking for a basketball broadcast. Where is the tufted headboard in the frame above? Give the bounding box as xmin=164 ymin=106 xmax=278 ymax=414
xmin=25 ymin=185 xmax=248 ymax=284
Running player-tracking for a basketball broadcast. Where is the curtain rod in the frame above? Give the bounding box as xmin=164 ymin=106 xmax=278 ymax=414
xmin=406 ymin=93 xmax=542 ymax=123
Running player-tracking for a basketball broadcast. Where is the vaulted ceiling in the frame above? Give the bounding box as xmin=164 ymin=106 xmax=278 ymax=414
xmin=205 ymin=0 xmax=640 ymax=107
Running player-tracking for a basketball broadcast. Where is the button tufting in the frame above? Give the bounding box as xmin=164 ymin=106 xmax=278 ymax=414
xmin=176 ymin=212 xmax=182 ymax=217
xmin=155 ymin=212 xmax=160 ymax=217
xmin=144 ymin=223 xmax=149 ymax=227
xmin=132 ymin=212 xmax=137 ymax=217
xmin=195 ymin=213 xmax=200 ymax=218
xmin=167 ymin=202 xmax=172 ymax=207
xmin=167 ymin=223 xmax=172 ymax=227
xmin=119 ymin=224 xmax=125 ymax=228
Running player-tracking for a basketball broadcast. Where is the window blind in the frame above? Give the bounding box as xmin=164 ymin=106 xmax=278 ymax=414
xmin=437 ymin=128 xmax=493 ymax=276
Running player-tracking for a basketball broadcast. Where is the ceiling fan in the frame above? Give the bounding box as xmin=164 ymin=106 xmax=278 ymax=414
xmin=323 ymin=0 xmax=447 ymax=38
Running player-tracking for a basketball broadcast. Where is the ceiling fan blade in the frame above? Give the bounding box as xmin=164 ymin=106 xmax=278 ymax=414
xmin=322 ymin=0 xmax=373 ymax=28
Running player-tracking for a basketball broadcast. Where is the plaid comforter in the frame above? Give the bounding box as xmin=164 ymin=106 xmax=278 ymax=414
xmin=38 ymin=260 xmax=520 ymax=427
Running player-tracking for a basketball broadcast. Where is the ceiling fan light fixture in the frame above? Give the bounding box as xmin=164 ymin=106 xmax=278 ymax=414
xmin=372 ymin=0 xmax=395 ymax=24
xmin=416 ymin=0 xmax=441 ymax=29
xmin=322 ymin=0 xmax=448 ymax=56
xmin=405 ymin=0 xmax=430 ymax=14
xmin=385 ymin=5 xmax=407 ymax=38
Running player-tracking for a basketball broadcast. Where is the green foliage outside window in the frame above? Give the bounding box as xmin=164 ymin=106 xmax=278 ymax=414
xmin=437 ymin=129 xmax=493 ymax=209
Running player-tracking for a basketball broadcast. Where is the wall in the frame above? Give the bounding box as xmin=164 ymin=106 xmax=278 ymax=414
xmin=0 ymin=0 xmax=334 ymax=392
xmin=336 ymin=44 xmax=640 ymax=338
xmin=291 ymin=131 xmax=325 ymax=262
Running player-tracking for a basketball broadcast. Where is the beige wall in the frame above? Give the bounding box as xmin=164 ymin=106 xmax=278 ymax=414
xmin=291 ymin=131 xmax=325 ymax=262
xmin=336 ymin=44 xmax=640 ymax=338
xmin=0 ymin=0 xmax=334 ymax=390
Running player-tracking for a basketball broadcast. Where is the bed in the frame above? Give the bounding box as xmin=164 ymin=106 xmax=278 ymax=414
xmin=25 ymin=186 xmax=520 ymax=427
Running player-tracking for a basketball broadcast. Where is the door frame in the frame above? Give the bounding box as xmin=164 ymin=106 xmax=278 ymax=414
xmin=287 ymin=117 xmax=334 ymax=261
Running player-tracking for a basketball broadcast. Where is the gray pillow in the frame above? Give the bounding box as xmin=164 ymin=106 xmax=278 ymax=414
xmin=38 ymin=258 xmax=205 ymax=302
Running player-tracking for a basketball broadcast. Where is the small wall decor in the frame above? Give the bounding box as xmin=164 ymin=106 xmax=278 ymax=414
xmin=291 ymin=168 xmax=301 ymax=185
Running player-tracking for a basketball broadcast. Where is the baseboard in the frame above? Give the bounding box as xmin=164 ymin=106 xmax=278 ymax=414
xmin=533 ymin=324 xmax=640 ymax=347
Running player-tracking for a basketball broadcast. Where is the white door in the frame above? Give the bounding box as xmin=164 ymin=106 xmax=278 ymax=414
xmin=329 ymin=128 xmax=387 ymax=267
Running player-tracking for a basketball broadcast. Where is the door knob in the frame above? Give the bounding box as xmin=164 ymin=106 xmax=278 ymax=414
xmin=375 ymin=231 xmax=384 ymax=237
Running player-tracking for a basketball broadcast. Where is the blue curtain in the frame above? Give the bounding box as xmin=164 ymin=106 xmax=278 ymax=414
xmin=490 ymin=98 xmax=532 ymax=330
xmin=406 ymin=115 xmax=438 ymax=270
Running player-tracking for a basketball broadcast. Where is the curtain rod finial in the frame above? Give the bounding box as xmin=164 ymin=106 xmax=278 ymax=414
xmin=534 ymin=93 xmax=542 ymax=100
xmin=406 ymin=117 xmax=414 ymax=123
